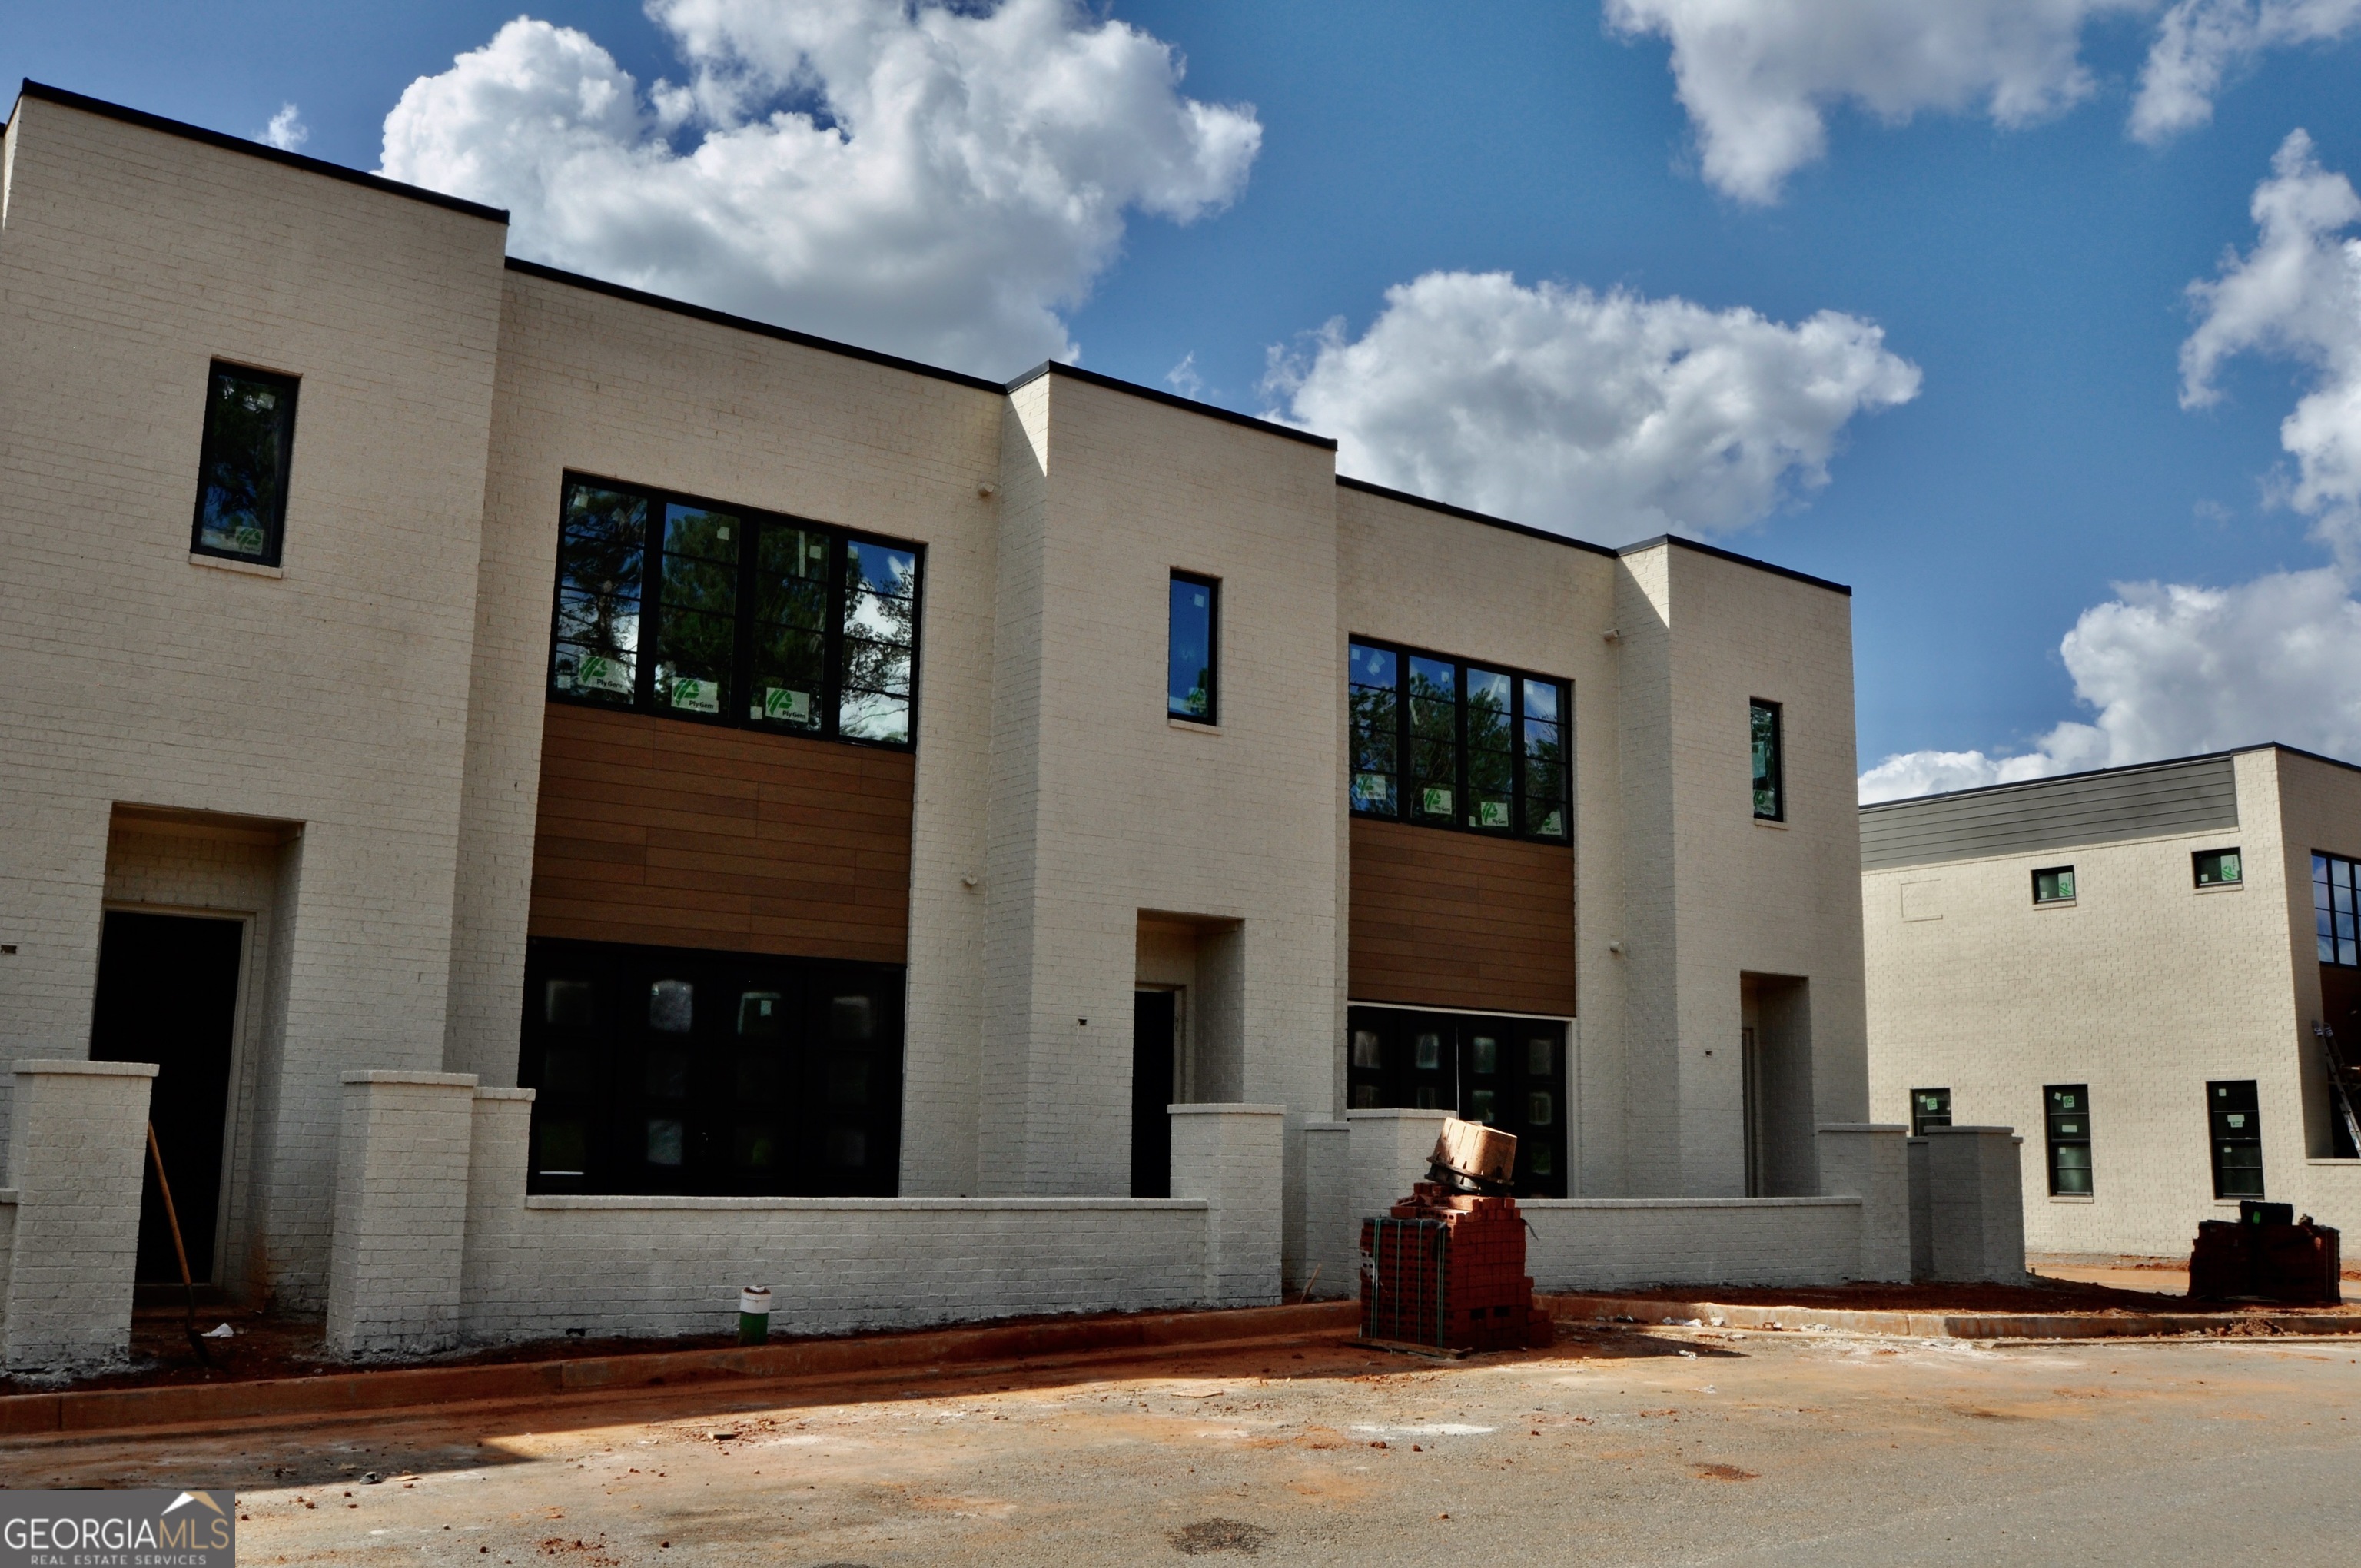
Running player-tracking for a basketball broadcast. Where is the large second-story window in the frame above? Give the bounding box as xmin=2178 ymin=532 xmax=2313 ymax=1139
xmin=191 ymin=361 xmax=299 ymax=566
xmin=548 ymin=475 xmax=921 ymax=748
xmin=1348 ymin=637 xmax=1568 ymax=842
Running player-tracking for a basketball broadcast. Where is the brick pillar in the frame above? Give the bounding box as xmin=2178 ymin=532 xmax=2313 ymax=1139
xmin=1347 ymin=1109 xmax=1450 ymax=1227
xmin=1169 ymin=1104 xmax=1285 ymax=1308
xmin=458 ymin=1087 xmax=533 ymax=1344
xmin=1924 ymin=1125 xmax=2027 ymax=1284
xmin=1906 ymin=1138 xmax=1934 ymax=1281
xmin=1297 ymin=1121 xmax=1350 ymax=1300
xmin=1817 ymin=1123 xmax=1910 ymax=1283
xmin=2 ymin=1060 xmax=157 ymax=1372
xmin=325 ymin=1071 xmax=477 ymax=1358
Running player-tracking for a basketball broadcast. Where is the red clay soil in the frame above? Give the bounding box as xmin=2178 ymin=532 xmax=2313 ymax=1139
xmin=1579 ymin=1277 xmax=2353 ymax=1314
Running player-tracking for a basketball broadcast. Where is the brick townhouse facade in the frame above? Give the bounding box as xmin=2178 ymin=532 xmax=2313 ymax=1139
xmin=0 ymin=83 xmax=1896 ymax=1363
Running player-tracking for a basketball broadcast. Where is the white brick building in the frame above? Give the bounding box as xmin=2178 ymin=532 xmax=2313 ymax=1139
xmin=0 ymin=85 xmax=1909 ymax=1363
xmin=1862 ymin=746 xmax=2361 ymax=1258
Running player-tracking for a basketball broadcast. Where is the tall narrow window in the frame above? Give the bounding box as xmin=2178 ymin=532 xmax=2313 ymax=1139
xmin=842 ymin=541 xmax=918 ymax=743
xmin=1349 ymin=643 xmax=1400 ymax=816
xmin=1168 ymin=572 xmax=1217 ymax=723
xmin=1408 ymin=655 xmax=1458 ymax=822
xmin=550 ymin=484 xmax=646 ymax=704
xmin=1910 ymin=1087 xmax=1951 ymax=1137
xmin=655 ymin=502 xmax=739 ymax=716
xmin=748 ymin=522 xmax=829 ymax=732
xmin=2315 ymin=852 xmax=2359 ymax=965
xmin=2207 ymin=1079 xmax=2263 ymax=1198
xmin=1523 ymin=678 xmax=1567 ymax=838
xmin=191 ymin=361 xmax=299 ymax=566
xmin=2045 ymin=1085 xmax=2093 ymax=1194
xmin=1465 ymin=669 xmax=1516 ymax=830
xmin=1749 ymin=699 xmax=1783 ymax=821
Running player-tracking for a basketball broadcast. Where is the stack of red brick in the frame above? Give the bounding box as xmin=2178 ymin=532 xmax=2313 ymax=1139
xmin=1360 ymin=1182 xmax=1553 ymax=1351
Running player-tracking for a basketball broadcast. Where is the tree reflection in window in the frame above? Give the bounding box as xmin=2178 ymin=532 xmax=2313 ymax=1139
xmin=191 ymin=362 xmax=299 ymax=565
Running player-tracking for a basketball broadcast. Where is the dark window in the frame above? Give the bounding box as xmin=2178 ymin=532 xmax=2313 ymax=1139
xmin=1749 ymin=699 xmax=1783 ymax=821
xmin=1168 ymin=572 xmax=1218 ymax=722
xmin=2033 ymin=865 xmax=2077 ymax=904
xmin=2208 ymin=1079 xmax=2263 ymax=1198
xmin=546 ymin=475 xmax=922 ymax=749
xmin=1346 ymin=1005 xmax=1567 ymax=1197
xmin=191 ymin=361 xmax=298 ymax=566
xmin=1910 ymin=1087 xmax=1951 ymax=1137
xmin=521 ymin=937 xmax=904 ymax=1196
xmin=1347 ymin=637 xmax=1569 ymax=843
xmin=2045 ymin=1085 xmax=2093 ymax=1195
xmin=2193 ymin=848 xmax=2242 ymax=887
xmin=2315 ymin=852 xmax=2359 ymax=965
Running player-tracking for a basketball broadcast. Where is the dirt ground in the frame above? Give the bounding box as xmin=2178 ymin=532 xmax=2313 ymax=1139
xmin=8 ymin=1320 xmax=2358 ymax=1566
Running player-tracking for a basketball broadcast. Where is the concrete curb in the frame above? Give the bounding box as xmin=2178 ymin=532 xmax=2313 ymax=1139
xmin=1541 ymin=1291 xmax=2361 ymax=1340
xmin=0 ymin=1300 xmax=1363 ymax=1440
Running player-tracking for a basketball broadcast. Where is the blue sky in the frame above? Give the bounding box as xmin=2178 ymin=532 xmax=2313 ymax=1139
xmin=12 ymin=2 xmax=2361 ymax=792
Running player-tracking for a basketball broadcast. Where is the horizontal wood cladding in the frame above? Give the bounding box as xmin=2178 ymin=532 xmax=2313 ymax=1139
xmin=530 ymin=703 xmax=913 ymax=964
xmin=1349 ymin=817 xmax=1576 ymax=1017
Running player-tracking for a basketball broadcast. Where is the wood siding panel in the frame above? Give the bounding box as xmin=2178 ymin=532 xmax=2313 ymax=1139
xmin=1859 ymin=756 xmax=2239 ymax=871
xmin=1348 ymin=817 xmax=1576 ymax=1016
xmin=530 ymin=703 xmax=913 ymax=962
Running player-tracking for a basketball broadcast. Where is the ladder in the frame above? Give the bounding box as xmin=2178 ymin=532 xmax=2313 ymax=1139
xmin=2319 ymin=1022 xmax=2361 ymax=1158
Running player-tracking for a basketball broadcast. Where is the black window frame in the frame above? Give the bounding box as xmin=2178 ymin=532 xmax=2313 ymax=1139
xmin=545 ymin=473 xmax=924 ymax=752
xmin=1346 ymin=1005 xmax=1569 ymax=1198
xmin=1168 ymin=570 xmax=1220 ymax=725
xmin=1910 ymin=1087 xmax=1951 ymax=1137
xmin=2314 ymin=852 xmax=2359 ymax=966
xmin=2207 ymin=1078 xmax=2264 ymax=1199
xmin=1749 ymin=699 xmax=1784 ymax=822
xmin=2044 ymin=1084 xmax=2093 ymax=1195
xmin=2193 ymin=848 xmax=2243 ymax=888
xmin=2032 ymin=865 xmax=2077 ymax=905
xmin=189 ymin=360 xmax=301 ymax=568
xmin=1346 ymin=636 xmax=1571 ymax=844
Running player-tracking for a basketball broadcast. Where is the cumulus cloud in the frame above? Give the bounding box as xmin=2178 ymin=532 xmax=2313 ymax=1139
xmin=378 ymin=0 xmax=1260 ymax=377
xmin=260 ymin=104 xmax=307 ymax=151
xmin=1603 ymin=0 xmax=2140 ymax=203
xmin=1263 ymin=271 xmax=1920 ymax=543
xmin=1864 ymin=134 xmax=2361 ymax=801
xmin=2132 ymin=0 xmax=2361 ymax=141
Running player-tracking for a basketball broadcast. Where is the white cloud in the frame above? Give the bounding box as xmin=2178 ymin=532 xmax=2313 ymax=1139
xmin=2132 ymin=0 xmax=2361 ymax=142
xmin=1165 ymin=351 xmax=1204 ymax=400
xmin=261 ymin=103 xmax=307 ymax=151
xmin=1264 ymin=270 xmax=1919 ymax=543
xmin=1865 ymin=135 xmax=2361 ymax=802
xmin=1602 ymin=0 xmax=2141 ymax=203
xmin=378 ymin=0 xmax=1260 ymax=377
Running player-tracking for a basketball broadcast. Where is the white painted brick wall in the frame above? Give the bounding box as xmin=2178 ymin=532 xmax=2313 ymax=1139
xmin=2 ymin=1060 xmax=155 ymax=1371
xmin=1923 ymin=1126 xmax=2028 ymax=1284
xmin=324 ymin=1072 xmax=477 ymax=1357
xmin=1523 ymin=1197 xmax=1866 ymax=1291
xmin=1815 ymin=1123 xmax=1911 ymax=1281
xmin=1169 ymin=1104 xmax=1285 ymax=1307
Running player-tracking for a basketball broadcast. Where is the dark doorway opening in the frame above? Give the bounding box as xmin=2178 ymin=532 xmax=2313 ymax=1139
xmin=88 ymin=910 xmax=243 ymax=1283
xmin=1132 ymin=989 xmax=1177 ymax=1198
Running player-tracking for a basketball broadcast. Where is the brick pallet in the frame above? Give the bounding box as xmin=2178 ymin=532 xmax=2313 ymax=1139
xmin=1360 ymin=1183 xmax=1552 ymax=1353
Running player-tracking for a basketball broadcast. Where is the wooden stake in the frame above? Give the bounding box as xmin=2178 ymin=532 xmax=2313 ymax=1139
xmin=145 ymin=1122 xmax=211 ymax=1367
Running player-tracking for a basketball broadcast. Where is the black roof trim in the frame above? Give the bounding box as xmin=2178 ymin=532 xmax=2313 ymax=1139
xmin=1619 ymin=533 xmax=1851 ymax=596
xmin=1005 ymin=363 xmax=1338 ymax=450
xmin=504 ymin=258 xmax=1007 ymax=393
xmin=1334 ymin=475 xmax=1618 ymax=557
xmin=1855 ymin=742 xmax=2330 ymax=814
xmin=15 ymin=81 xmax=509 ymax=224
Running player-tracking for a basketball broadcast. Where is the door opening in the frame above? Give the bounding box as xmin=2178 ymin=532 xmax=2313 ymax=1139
xmin=1742 ymin=1025 xmax=1763 ymax=1198
xmin=88 ymin=910 xmax=243 ymax=1283
xmin=1132 ymin=989 xmax=1177 ymax=1198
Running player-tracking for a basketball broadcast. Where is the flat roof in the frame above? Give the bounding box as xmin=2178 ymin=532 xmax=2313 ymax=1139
xmin=13 ymin=81 xmax=510 ymax=224
xmin=1858 ymin=742 xmax=2361 ymax=814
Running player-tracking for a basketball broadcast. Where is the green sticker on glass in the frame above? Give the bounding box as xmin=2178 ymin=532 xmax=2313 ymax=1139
xmin=670 ymin=677 xmax=719 ymax=713
xmin=576 ymin=654 xmax=631 ymax=695
xmin=763 ymin=687 xmax=811 ymax=723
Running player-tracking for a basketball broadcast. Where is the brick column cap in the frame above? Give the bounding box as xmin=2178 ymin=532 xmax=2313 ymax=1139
xmin=1169 ymin=1103 xmax=1286 ymax=1118
xmin=1818 ymin=1121 xmax=1907 ymax=1134
xmin=473 ymin=1086 xmax=535 ymax=1101
xmin=340 ymin=1070 xmax=478 ymax=1088
xmin=13 ymin=1058 xmax=157 ymax=1078
xmin=1923 ymin=1124 xmax=2018 ymax=1137
xmin=1343 ymin=1108 xmax=1451 ymax=1121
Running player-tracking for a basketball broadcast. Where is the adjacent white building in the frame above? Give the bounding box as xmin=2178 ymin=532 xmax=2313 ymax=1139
xmin=1862 ymin=745 xmax=2361 ymax=1258
xmin=0 ymin=83 xmax=1928 ymax=1367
